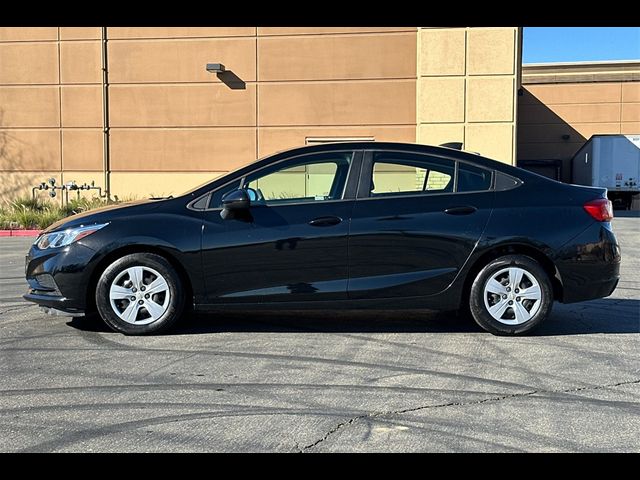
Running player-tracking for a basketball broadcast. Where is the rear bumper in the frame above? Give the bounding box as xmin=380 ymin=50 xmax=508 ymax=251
xmin=554 ymin=222 xmax=621 ymax=304
xmin=561 ymin=276 xmax=619 ymax=304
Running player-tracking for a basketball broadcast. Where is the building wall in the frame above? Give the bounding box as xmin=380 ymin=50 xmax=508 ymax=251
xmin=416 ymin=27 xmax=520 ymax=164
xmin=0 ymin=27 xmax=521 ymax=200
xmin=518 ymin=62 xmax=640 ymax=183
xmin=0 ymin=27 xmax=103 ymax=201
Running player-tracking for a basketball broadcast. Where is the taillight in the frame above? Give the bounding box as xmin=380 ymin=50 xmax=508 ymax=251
xmin=583 ymin=198 xmax=613 ymax=222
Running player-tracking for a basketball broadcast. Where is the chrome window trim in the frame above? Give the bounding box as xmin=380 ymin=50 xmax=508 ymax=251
xmin=354 ymin=188 xmax=494 ymax=202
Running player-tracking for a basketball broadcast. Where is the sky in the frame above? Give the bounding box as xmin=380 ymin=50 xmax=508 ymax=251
xmin=523 ymin=27 xmax=640 ymax=64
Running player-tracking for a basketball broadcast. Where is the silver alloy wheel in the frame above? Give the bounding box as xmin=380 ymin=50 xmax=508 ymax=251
xmin=108 ymin=266 xmax=171 ymax=325
xmin=483 ymin=266 xmax=542 ymax=325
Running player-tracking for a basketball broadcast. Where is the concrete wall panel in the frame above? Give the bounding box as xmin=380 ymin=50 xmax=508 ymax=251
xmin=418 ymin=77 xmax=465 ymax=123
xmin=518 ymin=123 xmax=621 ymax=143
xmin=622 ymin=103 xmax=639 ymax=123
xmin=521 ymin=83 xmax=622 ymax=105
xmin=0 ymin=28 xmax=57 ymax=42
xmin=0 ymin=130 xmax=60 ymax=171
xmin=257 ymin=27 xmax=415 ymax=36
xmin=61 ymin=86 xmax=103 ymax=128
xmin=109 ymin=128 xmax=256 ymax=172
xmin=465 ymin=123 xmax=514 ymax=161
xmin=62 ymin=130 xmax=103 ymax=171
xmin=621 ymin=122 xmax=640 ymax=134
xmin=259 ymin=33 xmax=416 ymax=81
xmin=60 ymin=41 xmax=102 ymax=84
xmin=519 ymin=103 xmax=622 ymax=125
xmin=0 ymin=42 xmax=58 ymax=85
xmin=467 ymin=28 xmax=515 ymax=75
xmin=108 ymin=84 xmax=256 ymax=127
xmin=259 ymin=81 xmax=415 ymax=127
xmin=0 ymin=87 xmax=59 ymax=127
xmin=108 ymin=28 xmax=256 ymax=39
xmin=59 ymin=27 xmax=101 ymax=40
xmin=418 ymin=29 xmax=466 ymax=76
xmin=467 ymin=77 xmax=514 ymax=122
xmin=622 ymin=83 xmax=640 ymax=103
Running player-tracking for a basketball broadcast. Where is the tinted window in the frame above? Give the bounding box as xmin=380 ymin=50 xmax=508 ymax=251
xmin=369 ymin=153 xmax=454 ymax=197
xmin=494 ymin=171 xmax=521 ymax=191
xmin=457 ymin=163 xmax=492 ymax=192
xmin=243 ymin=152 xmax=352 ymax=205
xmin=191 ymin=193 xmax=210 ymax=210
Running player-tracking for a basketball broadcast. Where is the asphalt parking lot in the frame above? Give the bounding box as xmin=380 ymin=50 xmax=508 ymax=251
xmin=0 ymin=216 xmax=638 ymax=452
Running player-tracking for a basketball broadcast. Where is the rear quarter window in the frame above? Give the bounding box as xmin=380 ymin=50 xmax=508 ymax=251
xmin=457 ymin=163 xmax=492 ymax=192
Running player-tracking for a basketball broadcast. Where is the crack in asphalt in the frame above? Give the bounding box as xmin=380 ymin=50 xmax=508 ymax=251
xmin=298 ymin=377 xmax=640 ymax=452
xmin=0 ymin=304 xmax=33 ymax=316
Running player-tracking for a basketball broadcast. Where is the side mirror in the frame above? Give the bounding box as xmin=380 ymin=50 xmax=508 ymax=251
xmin=221 ymin=189 xmax=250 ymax=211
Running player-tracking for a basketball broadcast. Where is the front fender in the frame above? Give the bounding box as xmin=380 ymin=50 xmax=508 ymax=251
xmin=80 ymin=213 xmax=204 ymax=305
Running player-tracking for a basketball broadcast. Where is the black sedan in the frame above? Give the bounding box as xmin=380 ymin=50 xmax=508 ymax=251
xmin=24 ymin=142 xmax=621 ymax=335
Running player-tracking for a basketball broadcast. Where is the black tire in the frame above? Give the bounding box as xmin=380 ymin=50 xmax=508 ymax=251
xmin=95 ymin=253 xmax=185 ymax=335
xmin=469 ymin=255 xmax=553 ymax=335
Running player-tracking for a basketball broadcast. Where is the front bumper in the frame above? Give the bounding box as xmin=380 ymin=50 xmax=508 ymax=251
xmin=554 ymin=222 xmax=621 ymax=304
xmin=23 ymin=240 xmax=99 ymax=313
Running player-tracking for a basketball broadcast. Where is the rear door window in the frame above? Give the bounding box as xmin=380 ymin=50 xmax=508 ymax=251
xmin=368 ymin=152 xmax=455 ymax=198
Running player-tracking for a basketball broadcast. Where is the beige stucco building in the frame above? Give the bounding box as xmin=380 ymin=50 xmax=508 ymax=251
xmin=0 ymin=27 xmax=521 ymax=200
xmin=518 ymin=60 xmax=640 ymax=182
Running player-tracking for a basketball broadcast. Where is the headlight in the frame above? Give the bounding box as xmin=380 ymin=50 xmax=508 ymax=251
xmin=35 ymin=223 xmax=109 ymax=250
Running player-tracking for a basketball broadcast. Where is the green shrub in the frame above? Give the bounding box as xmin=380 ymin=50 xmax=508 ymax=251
xmin=0 ymin=195 xmax=121 ymax=230
xmin=34 ymin=210 xmax=64 ymax=229
xmin=9 ymin=196 xmax=49 ymax=212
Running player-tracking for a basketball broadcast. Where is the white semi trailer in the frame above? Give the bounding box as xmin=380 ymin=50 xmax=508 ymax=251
xmin=571 ymin=134 xmax=640 ymax=210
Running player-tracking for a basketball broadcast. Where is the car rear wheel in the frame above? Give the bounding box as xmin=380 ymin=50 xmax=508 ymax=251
xmin=95 ymin=253 xmax=184 ymax=335
xmin=469 ymin=255 xmax=553 ymax=335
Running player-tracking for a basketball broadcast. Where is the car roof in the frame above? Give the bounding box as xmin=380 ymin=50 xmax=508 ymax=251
xmin=270 ymin=141 xmax=520 ymax=173
xmin=184 ymin=141 xmax=538 ymax=199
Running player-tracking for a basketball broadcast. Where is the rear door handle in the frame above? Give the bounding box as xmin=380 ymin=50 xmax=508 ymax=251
xmin=444 ymin=206 xmax=477 ymax=215
xmin=308 ymin=216 xmax=343 ymax=227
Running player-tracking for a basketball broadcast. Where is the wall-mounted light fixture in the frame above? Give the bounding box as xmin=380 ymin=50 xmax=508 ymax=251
xmin=561 ymin=134 xmax=570 ymax=141
xmin=206 ymin=63 xmax=245 ymax=90
xmin=206 ymin=63 xmax=226 ymax=73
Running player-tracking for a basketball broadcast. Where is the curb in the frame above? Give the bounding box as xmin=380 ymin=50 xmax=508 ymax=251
xmin=0 ymin=230 xmax=42 ymax=237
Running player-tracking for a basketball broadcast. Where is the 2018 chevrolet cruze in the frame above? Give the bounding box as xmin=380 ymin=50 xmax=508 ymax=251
xmin=24 ymin=142 xmax=620 ymax=335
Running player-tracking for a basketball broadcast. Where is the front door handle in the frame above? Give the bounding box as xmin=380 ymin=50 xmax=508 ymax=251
xmin=444 ymin=206 xmax=477 ymax=215
xmin=308 ymin=216 xmax=343 ymax=227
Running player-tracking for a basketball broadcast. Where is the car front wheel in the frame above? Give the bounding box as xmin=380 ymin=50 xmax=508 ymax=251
xmin=469 ymin=254 xmax=553 ymax=335
xmin=95 ymin=253 xmax=185 ymax=335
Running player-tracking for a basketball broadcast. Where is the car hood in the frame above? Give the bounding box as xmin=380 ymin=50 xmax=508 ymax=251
xmin=42 ymin=198 xmax=171 ymax=233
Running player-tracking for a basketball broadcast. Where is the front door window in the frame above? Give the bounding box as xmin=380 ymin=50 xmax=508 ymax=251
xmin=243 ymin=152 xmax=353 ymax=206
